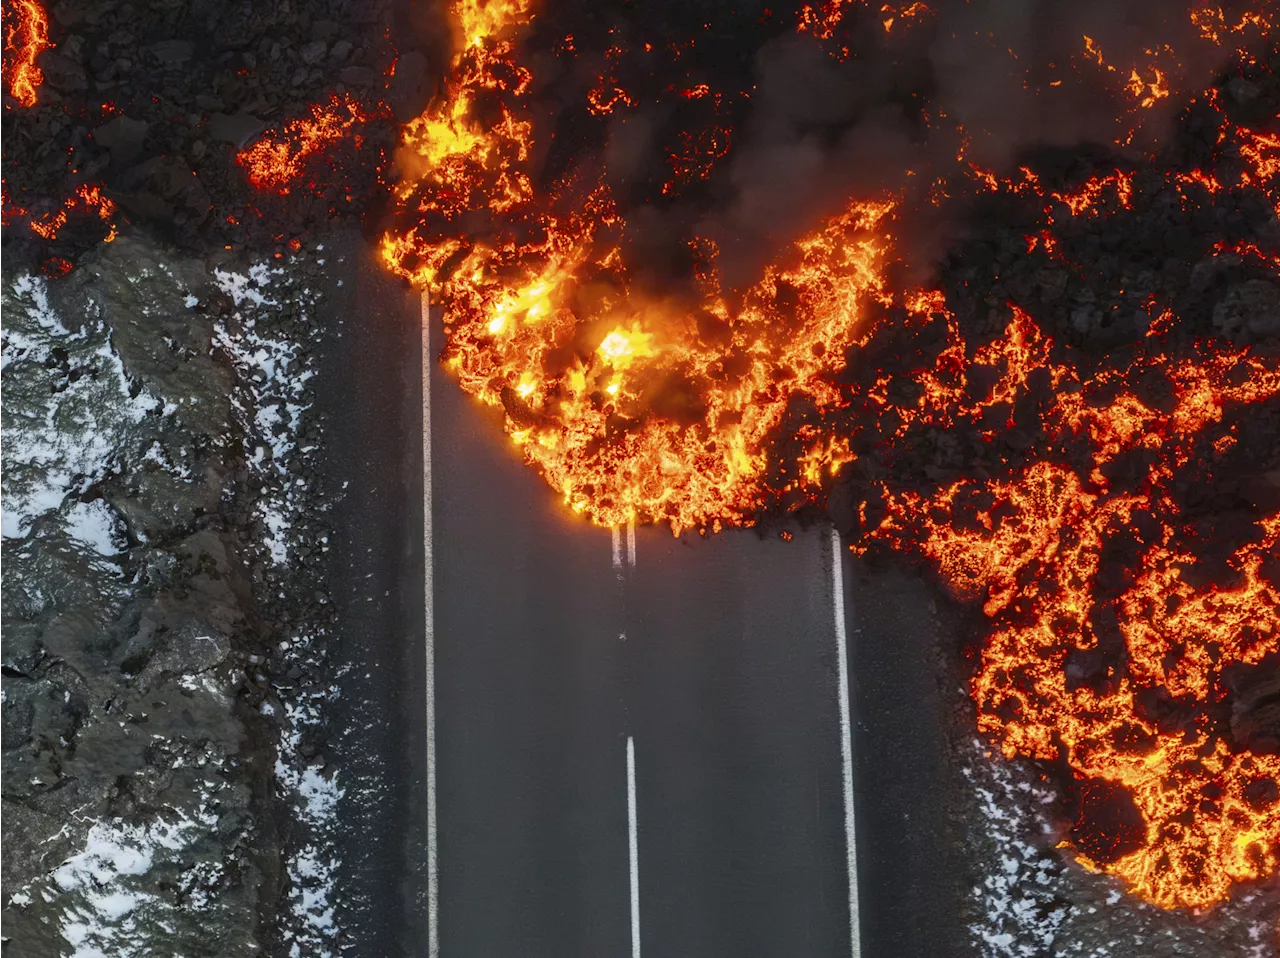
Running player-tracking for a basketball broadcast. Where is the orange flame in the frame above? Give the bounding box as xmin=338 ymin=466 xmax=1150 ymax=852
xmin=378 ymin=0 xmax=898 ymax=531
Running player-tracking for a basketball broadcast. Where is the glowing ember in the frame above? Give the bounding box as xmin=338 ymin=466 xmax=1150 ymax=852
xmin=28 ymin=183 xmax=117 ymax=240
xmin=796 ymin=0 xmax=856 ymax=39
xmin=1190 ymin=5 xmax=1277 ymax=48
xmin=798 ymin=0 xmax=932 ymax=39
xmin=236 ymin=93 xmax=376 ymax=195
xmin=2 ymin=0 xmax=52 ymax=107
xmin=9 ymin=182 xmax=117 ymax=242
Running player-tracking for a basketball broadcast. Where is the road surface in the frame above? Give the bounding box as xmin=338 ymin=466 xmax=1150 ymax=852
xmin=323 ymin=241 xmax=968 ymax=956
xmin=427 ymin=302 xmax=857 ymax=955
xmin=319 ymin=235 xmax=431 ymax=954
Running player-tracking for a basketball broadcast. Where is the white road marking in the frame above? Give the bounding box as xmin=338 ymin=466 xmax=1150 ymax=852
xmin=831 ymin=527 xmax=860 ymax=957
xmin=612 ymin=526 xmax=624 ymax=573
xmin=627 ymin=736 xmax=641 ymax=958
xmin=422 ymin=292 xmax=439 ymax=958
xmin=626 ymin=519 xmax=636 ymax=569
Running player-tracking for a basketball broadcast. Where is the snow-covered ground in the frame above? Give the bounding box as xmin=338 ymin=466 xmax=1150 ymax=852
xmin=3 ymin=249 xmax=345 ymax=955
xmin=47 ymin=794 xmax=230 ymax=958
xmin=2 ymin=274 xmax=163 ymax=548
xmin=2 ymin=262 xmax=254 ymax=955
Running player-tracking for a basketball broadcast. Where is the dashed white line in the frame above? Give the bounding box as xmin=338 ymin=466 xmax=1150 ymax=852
xmin=627 ymin=735 xmax=641 ymax=958
xmin=831 ymin=527 xmax=860 ymax=958
xmin=612 ymin=526 xmax=624 ymax=573
xmin=626 ymin=518 xmax=636 ymax=569
xmin=422 ymin=291 xmax=439 ymax=958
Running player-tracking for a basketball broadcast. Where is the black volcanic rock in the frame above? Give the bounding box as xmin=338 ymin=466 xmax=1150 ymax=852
xmin=93 ymin=115 xmax=149 ymax=166
xmin=386 ymin=49 xmax=433 ymax=122
xmin=41 ymin=50 xmax=88 ymax=92
xmin=149 ymin=39 xmax=195 ymax=66
xmin=208 ymin=111 xmax=266 ymax=149
xmin=1213 ymin=279 xmax=1280 ymax=343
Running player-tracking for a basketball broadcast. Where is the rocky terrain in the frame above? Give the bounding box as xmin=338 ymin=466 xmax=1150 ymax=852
xmin=1 ymin=0 xmax=420 ymax=952
xmin=0 ymin=0 xmax=433 ymax=264
xmin=1 ymin=233 xmax=351 ymax=954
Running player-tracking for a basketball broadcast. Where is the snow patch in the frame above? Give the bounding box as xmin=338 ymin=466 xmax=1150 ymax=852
xmin=211 ymin=261 xmax=341 ymax=953
xmin=48 ymin=804 xmax=217 ymax=958
xmin=62 ymin=500 xmax=123 ymax=555
xmin=212 ymin=266 xmax=314 ymax=566
xmin=2 ymin=274 xmax=161 ymax=542
xmin=965 ymin=739 xmax=1070 ymax=958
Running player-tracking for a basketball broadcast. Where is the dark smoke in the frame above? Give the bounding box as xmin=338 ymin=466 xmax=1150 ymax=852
xmin=525 ymin=0 xmax=1260 ymax=291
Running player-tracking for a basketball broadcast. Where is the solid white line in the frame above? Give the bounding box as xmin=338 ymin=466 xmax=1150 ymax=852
xmin=831 ymin=527 xmax=860 ymax=958
xmin=612 ymin=526 xmax=624 ymax=573
xmin=626 ymin=519 xmax=636 ymax=569
xmin=422 ymin=291 xmax=439 ymax=958
xmin=627 ymin=736 xmax=641 ymax=958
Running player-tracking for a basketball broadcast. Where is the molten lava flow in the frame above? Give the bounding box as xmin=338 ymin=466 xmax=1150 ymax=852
xmin=392 ymin=187 xmax=894 ymax=531
xmin=2 ymin=0 xmax=51 ymax=107
xmin=379 ymin=0 xmax=896 ymax=531
xmin=824 ymin=100 xmax=1280 ymax=902
xmin=236 ymin=93 xmax=376 ymax=195
xmin=840 ymin=286 xmax=1280 ymax=909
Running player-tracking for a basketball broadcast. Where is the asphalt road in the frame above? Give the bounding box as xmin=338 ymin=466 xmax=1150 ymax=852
xmin=320 ymin=236 xmax=430 ymax=954
xmin=427 ymin=296 xmax=862 ymax=955
xmin=325 ymin=251 xmax=968 ymax=957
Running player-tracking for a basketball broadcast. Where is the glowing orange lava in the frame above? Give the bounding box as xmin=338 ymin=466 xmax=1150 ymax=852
xmin=854 ymin=304 xmax=1280 ymax=907
xmin=379 ymin=0 xmax=896 ymax=531
xmin=236 ymin=93 xmax=376 ymax=195
xmin=797 ymin=0 xmax=932 ymax=40
xmin=2 ymin=0 xmax=52 ymax=107
xmin=9 ymin=182 xmax=117 ymax=242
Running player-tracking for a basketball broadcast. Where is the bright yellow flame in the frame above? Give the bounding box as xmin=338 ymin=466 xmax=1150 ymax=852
xmin=597 ymin=326 xmax=657 ymax=366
